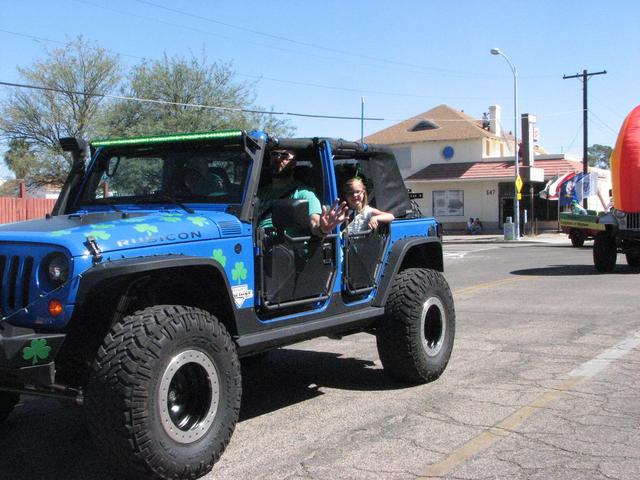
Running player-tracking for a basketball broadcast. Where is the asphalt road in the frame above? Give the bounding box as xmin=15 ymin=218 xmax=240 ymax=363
xmin=1 ymin=239 xmax=639 ymax=479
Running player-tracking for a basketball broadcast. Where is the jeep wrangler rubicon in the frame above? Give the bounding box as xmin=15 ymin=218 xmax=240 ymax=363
xmin=0 ymin=130 xmax=455 ymax=479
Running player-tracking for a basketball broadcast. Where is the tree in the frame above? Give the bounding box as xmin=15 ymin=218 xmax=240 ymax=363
xmin=97 ymin=53 xmax=293 ymax=138
xmin=0 ymin=37 xmax=120 ymax=185
xmin=588 ymin=144 xmax=613 ymax=169
xmin=3 ymin=139 xmax=37 ymax=180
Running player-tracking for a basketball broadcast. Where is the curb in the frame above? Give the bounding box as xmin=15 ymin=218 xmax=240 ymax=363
xmin=443 ymin=235 xmax=569 ymax=245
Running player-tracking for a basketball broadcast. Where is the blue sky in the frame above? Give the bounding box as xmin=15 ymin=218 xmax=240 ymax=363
xmin=1 ymin=0 xmax=639 ymax=178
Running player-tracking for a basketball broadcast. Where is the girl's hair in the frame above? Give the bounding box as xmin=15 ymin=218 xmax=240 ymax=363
xmin=343 ymin=177 xmax=368 ymax=213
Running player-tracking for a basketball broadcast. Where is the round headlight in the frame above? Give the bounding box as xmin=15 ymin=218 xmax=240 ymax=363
xmin=44 ymin=253 xmax=69 ymax=284
xmin=613 ymin=209 xmax=627 ymax=219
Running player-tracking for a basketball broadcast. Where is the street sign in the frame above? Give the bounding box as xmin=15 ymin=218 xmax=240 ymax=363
xmin=515 ymin=174 xmax=523 ymax=193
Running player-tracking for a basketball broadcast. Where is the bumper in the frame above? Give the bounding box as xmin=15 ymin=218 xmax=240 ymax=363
xmin=616 ymin=229 xmax=640 ymax=241
xmin=0 ymin=324 xmax=66 ymax=387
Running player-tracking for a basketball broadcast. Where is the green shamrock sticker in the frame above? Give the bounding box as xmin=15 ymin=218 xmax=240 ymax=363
xmin=85 ymin=230 xmax=111 ymax=240
xmin=212 ymin=249 xmax=227 ymax=267
xmin=23 ymin=339 xmax=51 ymax=365
xmin=134 ymin=224 xmax=159 ymax=236
xmin=231 ymin=261 xmax=247 ymax=284
xmin=50 ymin=229 xmax=72 ymax=237
xmin=121 ymin=217 xmax=147 ymax=223
xmin=160 ymin=213 xmax=183 ymax=223
xmin=187 ymin=216 xmax=209 ymax=227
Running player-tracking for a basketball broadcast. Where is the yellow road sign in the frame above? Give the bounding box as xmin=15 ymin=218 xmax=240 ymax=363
xmin=515 ymin=174 xmax=523 ymax=193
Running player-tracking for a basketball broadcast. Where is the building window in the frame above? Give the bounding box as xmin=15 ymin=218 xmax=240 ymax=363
xmin=410 ymin=120 xmax=439 ymax=132
xmin=433 ymin=190 xmax=464 ymax=217
xmin=485 ymin=139 xmax=490 ymax=156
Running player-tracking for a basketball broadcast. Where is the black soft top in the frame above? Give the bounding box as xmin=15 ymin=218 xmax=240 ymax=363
xmin=270 ymin=137 xmax=413 ymax=218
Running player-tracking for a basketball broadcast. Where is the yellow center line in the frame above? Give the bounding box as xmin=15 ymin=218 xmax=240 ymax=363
xmin=417 ymin=376 xmax=585 ymax=478
xmin=453 ymin=276 xmax=528 ymax=296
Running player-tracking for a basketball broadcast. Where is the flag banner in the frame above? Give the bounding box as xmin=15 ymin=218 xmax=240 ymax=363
xmin=559 ymin=174 xmax=579 ymax=207
xmin=538 ymin=175 xmax=557 ymax=199
xmin=572 ymin=171 xmax=598 ymax=203
xmin=542 ymin=171 xmax=577 ymax=201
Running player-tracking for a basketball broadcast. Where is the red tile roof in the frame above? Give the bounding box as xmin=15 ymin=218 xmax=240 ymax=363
xmin=406 ymin=157 xmax=584 ymax=181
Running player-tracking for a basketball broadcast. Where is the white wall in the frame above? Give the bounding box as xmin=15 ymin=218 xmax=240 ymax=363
xmin=392 ymin=139 xmax=482 ymax=179
xmin=393 ymin=138 xmax=511 ymax=180
xmin=406 ymin=179 xmax=501 ymax=227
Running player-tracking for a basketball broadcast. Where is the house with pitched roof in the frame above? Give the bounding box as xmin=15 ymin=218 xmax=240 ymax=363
xmin=364 ymin=104 xmax=598 ymax=232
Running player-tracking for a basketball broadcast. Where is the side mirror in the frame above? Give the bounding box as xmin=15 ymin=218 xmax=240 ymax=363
xmin=106 ymin=156 xmax=121 ymax=177
xmin=272 ymin=199 xmax=309 ymax=230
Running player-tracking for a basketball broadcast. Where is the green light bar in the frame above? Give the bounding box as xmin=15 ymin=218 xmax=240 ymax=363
xmin=91 ymin=130 xmax=243 ymax=147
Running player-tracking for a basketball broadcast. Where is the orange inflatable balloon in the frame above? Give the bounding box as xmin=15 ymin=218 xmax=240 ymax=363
xmin=611 ymin=105 xmax=640 ymax=212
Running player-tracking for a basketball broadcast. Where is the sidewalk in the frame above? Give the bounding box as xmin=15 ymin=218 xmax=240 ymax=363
xmin=443 ymin=231 xmax=570 ymax=245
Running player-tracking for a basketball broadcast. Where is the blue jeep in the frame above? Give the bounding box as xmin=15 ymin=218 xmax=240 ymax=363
xmin=0 ymin=130 xmax=454 ymax=479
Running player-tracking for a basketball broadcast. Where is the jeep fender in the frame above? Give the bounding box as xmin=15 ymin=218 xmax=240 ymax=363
xmin=75 ymin=255 xmax=238 ymax=325
xmin=372 ymin=237 xmax=443 ymax=308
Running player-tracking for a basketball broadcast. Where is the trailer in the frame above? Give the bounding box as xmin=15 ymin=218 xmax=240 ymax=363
xmin=559 ymin=211 xmax=605 ymax=247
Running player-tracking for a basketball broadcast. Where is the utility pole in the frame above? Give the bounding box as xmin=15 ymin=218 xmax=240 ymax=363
xmin=563 ymin=69 xmax=607 ymax=207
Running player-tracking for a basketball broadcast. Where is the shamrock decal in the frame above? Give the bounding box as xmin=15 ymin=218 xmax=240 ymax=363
xmin=187 ymin=216 xmax=209 ymax=227
xmin=23 ymin=339 xmax=51 ymax=365
xmin=160 ymin=213 xmax=183 ymax=223
xmin=231 ymin=261 xmax=247 ymax=284
xmin=212 ymin=249 xmax=227 ymax=267
xmin=121 ymin=217 xmax=148 ymax=223
xmin=50 ymin=229 xmax=72 ymax=237
xmin=85 ymin=230 xmax=111 ymax=240
xmin=93 ymin=223 xmax=115 ymax=229
xmin=134 ymin=224 xmax=159 ymax=236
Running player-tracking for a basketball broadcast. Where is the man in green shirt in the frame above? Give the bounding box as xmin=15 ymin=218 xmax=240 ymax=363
xmin=257 ymin=149 xmax=347 ymax=236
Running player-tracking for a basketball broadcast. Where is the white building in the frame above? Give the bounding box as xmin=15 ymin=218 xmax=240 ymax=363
xmin=365 ymin=104 xmax=605 ymax=232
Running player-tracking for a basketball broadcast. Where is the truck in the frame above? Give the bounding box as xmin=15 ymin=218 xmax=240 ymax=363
xmin=559 ymin=210 xmax=605 ymax=247
xmin=0 ymin=130 xmax=455 ymax=479
xmin=592 ymin=209 xmax=640 ymax=272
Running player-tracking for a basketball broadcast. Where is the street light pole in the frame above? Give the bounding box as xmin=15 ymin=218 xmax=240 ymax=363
xmin=491 ymin=48 xmax=520 ymax=240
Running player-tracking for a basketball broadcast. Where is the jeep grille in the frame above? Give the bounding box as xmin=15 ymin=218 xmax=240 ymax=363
xmin=0 ymin=255 xmax=34 ymax=313
xmin=623 ymin=213 xmax=640 ymax=230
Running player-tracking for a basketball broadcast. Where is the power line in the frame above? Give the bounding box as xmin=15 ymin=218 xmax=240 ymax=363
xmin=0 ymin=28 xmax=149 ymax=62
xmin=73 ymin=0 xmax=511 ymax=80
xmin=132 ymin=0 xmax=483 ymax=77
xmin=588 ymin=109 xmax=618 ymax=135
xmin=0 ymin=80 xmax=385 ymax=121
xmin=1 ymin=30 xmax=599 ymax=127
xmin=0 ymin=29 xmax=489 ymax=102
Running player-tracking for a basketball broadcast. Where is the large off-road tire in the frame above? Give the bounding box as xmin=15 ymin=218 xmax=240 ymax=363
xmin=593 ymin=233 xmax=617 ymax=273
xmin=376 ymin=268 xmax=455 ymax=384
xmin=625 ymin=250 xmax=640 ymax=268
xmin=85 ymin=305 xmax=241 ymax=480
xmin=570 ymin=230 xmax=585 ymax=248
xmin=0 ymin=392 xmax=19 ymax=423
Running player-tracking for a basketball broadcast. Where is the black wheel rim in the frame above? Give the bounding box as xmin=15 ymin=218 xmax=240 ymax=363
xmin=159 ymin=349 xmax=220 ymax=443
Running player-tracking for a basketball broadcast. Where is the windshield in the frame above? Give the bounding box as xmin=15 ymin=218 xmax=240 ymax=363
xmin=76 ymin=142 xmax=252 ymax=211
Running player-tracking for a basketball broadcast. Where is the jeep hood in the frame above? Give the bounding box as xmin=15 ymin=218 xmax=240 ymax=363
xmin=0 ymin=211 xmax=245 ymax=257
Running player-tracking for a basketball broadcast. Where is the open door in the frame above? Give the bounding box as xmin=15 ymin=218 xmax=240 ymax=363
xmin=341 ymin=224 xmax=389 ymax=299
xmin=257 ymin=199 xmax=337 ymax=311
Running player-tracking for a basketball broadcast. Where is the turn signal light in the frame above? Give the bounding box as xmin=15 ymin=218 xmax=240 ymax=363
xmin=48 ymin=299 xmax=64 ymax=317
